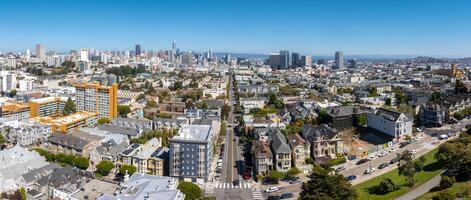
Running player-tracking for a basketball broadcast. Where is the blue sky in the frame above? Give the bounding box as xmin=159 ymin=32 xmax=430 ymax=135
xmin=1 ymin=0 xmax=470 ymax=57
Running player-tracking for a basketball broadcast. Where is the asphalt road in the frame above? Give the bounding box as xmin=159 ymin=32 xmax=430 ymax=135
xmin=394 ymin=172 xmax=443 ymax=200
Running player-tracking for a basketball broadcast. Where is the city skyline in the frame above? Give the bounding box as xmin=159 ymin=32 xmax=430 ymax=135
xmin=1 ymin=0 xmax=471 ymax=57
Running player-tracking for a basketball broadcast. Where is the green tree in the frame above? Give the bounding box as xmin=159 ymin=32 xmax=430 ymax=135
xmin=317 ymin=108 xmax=329 ymax=124
xmin=268 ymin=92 xmax=284 ymax=109
xmin=18 ymin=187 xmax=26 ymax=200
xmin=63 ymin=97 xmax=76 ymax=115
xmin=356 ymin=114 xmax=367 ymax=126
xmin=221 ymin=104 xmax=231 ymax=120
xmin=98 ymin=117 xmax=110 ymax=124
xmin=9 ymin=89 xmax=17 ymax=97
xmin=0 ymin=134 xmax=5 ymax=147
xmin=372 ymin=178 xmax=396 ymax=194
xmin=118 ymin=105 xmax=131 ymax=117
xmin=73 ymin=156 xmax=90 ymax=170
xmin=429 ymin=91 xmax=442 ymax=102
xmin=177 ymin=181 xmax=202 ymax=200
xmin=146 ymin=99 xmax=157 ymax=108
xmin=385 ymin=98 xmax=392 ymax=106
xmin=96 ymin=160 xmax=114 ymax=176
xmin=439 ymin=176 xmax=454 ymax=189
xmin=397 ymin=150 xmax=416 ymax=186
xmin=119 ymin=165 xmax=137 ymax=175
xmin=285 ymin=167 xmax=301 ymax=180
xmin=300 ymin=165 xmax=357 ymax=200
xmin=267 ymin=170 xmax=284 ymax=184
xmin=432 ymin=190 xmax=455 ymax=200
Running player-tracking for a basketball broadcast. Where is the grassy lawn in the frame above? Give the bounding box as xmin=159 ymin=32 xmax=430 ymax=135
xmin=354 ymin=148 xmax=442 ymax=200
xmin=415 ymin=181 xmax=471 ymax=200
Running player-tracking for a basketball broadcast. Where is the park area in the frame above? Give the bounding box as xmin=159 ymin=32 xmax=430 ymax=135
xmin=353 ymin=148 xmax=442 ymax=200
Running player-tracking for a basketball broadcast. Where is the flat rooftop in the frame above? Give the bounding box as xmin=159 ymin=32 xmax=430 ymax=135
xmin=172 ymin=124 xmax=211 ymax=142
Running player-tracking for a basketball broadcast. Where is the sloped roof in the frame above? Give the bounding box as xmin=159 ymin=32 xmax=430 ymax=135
xmin=268 ymin=128 xmax=291 ymax=154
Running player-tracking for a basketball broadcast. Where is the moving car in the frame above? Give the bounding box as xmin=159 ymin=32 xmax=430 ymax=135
xmin=399 ymin=142 xmax=409 ymax=148
xmin=266 ymin=187 xmax=279 ymax=193
xmin=378 ymin=163 xmax=389 ymax=169
xmin=346 ymin=175 xmax=357 ymax=181
xmin=364 ymin=168 xmax=376 ymax=174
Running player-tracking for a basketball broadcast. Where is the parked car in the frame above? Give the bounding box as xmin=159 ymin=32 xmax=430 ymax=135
xmin=356 ymin=158 xmax=369 ymax=165
xmin=368 ymin=154 xmax=377 ymax=160
xmin=390 ymin=157 xmax=400 ymax=164
xmin=378 ymin=163 xmax=389 ymax=169
xmin=267 ymin=196 xmax=281 ymax=200
xmin=399 ymin=142 xmax=409 ymax=148
xmin=364 ymin=168 xmax=376 ymax=174
xmin=439 ymin=134 xmax=448 ymax=140
xmin=346 ymin=175 xmax=357 ymax=181
xmin=378 ymin=151 xmax=388 ymax=157
xmin=288 ymin=180 xmax=301 ymax=184
xmin=389 ymin=146 xmax=399 ymax=152
xmin=411 ymin=149 xmax=418 ymax=154
xmin=266 ymin=187 xmax=279 ymax=193
xmin=280 ymin=193 xmax=294 ymax=199
xmin=335 ymin=166 xmax=346 ymax=172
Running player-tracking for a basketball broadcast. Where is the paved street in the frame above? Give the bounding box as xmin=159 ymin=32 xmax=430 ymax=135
xmin=212 ymin=73 xmax=257 ymax=200
xmin=394 ymin=172 xmax=443 ymax=200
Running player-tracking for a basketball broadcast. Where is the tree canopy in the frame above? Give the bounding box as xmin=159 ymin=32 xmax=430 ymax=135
xmin=177 ymin=181 xmax=202 ymax=200
xmin=96 ymin=160 xmax=114 ymax=176
xmin=119 ymin=164 xmax=137 ymax=176
xmin=63 ymin=97 xmax=76 ymax=115
xmin=300 ymin=165 xmax=357 ymax=200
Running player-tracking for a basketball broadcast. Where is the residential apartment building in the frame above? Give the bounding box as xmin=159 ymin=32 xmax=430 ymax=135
xmin=110 ymin=117 xmax=153 ymax=131
xmin=367 ymin=108 xmax=413 ymax=141
xmin=252 ymin=141 xmax=274 ymax=176
xmin=287 ymin=133 xmax=310 ymax=167
xmin=418 ymin=103 xmax=448 ymax=127
xmin=98 ymin=173 xmax=185 ymax=200
xmin=29 ymin=96 xmax=68 ymax=117
xmin=0 ymin=120 xmax=51 ymax=147
xmin=327 ymin=106 xmax=366 ymax=130
xmin=118 ymin=138 xmax=166 ymax=176
xmin=75 ymin=83 xmax=118 ymax=119
xmin=302 ymin=124 xmax=344 ymax=161
xmin=32 ymin=111 xmax=98 ymax=134
xmin=0 ymin=98 xmax=30 ymax=121
xmin=169 ymin=124 xmax=214 ymax=183
xmin=268 ymin=128 xmax=292 ymax=172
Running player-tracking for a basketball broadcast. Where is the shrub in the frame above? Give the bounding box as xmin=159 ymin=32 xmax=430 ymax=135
xmin=372 ymin=178 xmax=396 ymax=194
xmin=432 ymin=190 xmax=455 ymax=200
xmin=439 ymin=176 xmax=454 ymax=189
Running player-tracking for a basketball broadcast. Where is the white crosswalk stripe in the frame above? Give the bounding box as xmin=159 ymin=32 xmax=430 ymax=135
xmin=252 ymin=190 xmax=263 ymax=200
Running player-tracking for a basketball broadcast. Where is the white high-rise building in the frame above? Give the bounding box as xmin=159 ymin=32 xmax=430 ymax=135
xmin=80 ymin=48 xmax=89 ymax=61
xmin=26 ymin=49 xmax=31 ymax=58
xmin=35 ymin=44 xmax=45 ymax=60
xmin=334 ymin=51 xmax=344 ymax=69
xmin=0 ymin=71 xmax=17 ymax=92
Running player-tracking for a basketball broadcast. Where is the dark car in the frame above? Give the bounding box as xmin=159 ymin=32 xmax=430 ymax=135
xmin=346 ymin=175 xmax=357 ymax=181
xmin=378 ymin=163 xmax=390 ymax=169
xmin=233 ymin=180 xmax=239 ymax=186
xmin=280 ymin=193 xmax=294 ymax=199
xmin=267 ymin=196 xmax=281 ymax=200
xmin=399 ymin=142 xmax=408 ymax=148
xmin=356 ymin=158 xmax=369 ymax=165
xmin=390 ymin=157 xmax=400 ymax=164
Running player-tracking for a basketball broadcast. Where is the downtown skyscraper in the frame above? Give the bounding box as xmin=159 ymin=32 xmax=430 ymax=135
xmin=334 ymin=51 xmax=344 ymax=69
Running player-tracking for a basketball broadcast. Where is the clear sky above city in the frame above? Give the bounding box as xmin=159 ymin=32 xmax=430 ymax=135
xmin=1 ymin=0 xmax=470 ymax=57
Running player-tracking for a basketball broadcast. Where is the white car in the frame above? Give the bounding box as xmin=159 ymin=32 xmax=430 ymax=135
xmin=364 ymin=168 xmax=376 ymax=174
xmin=389 ymin=146 xmax=399 ymax=152
xmin=439 ymin=134 xmax=448 ymax=140
xmin=378 ymin=151 xmax=388 ymax=157
xmin=265 ymin=187 xmax=279 ymax=193
xmin=411 ymin=149 xmax=418 ymax=154
xmin=368 ymin=154 xmax=377 ymax=160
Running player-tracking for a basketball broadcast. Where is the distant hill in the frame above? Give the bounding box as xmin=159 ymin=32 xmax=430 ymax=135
xmin=459 ymin=57 xmax=471 ymax=65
